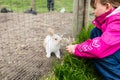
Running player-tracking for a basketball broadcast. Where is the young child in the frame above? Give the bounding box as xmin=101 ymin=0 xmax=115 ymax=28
xmin=66 ymin=0 xmax=120 ymax=79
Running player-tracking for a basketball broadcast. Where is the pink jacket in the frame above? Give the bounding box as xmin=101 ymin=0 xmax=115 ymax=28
xmin=75 ymin=6 xmax=120 ymax=58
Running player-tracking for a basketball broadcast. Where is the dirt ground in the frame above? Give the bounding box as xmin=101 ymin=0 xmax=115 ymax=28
xmin=0 ymin=12 xmax=73 ymax=80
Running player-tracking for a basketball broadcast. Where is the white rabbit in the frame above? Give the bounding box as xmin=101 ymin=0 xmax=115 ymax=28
xmin=43 ymin=28 xmax=62 ymax=59
xmin=60 ymin=7 xmax=65 ymax=13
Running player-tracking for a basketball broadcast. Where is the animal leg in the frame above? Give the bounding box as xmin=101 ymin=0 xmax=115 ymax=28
xmin=46 ymin=50 xmax=51 ymax=58
xmin=55 ymin=50 xmax=60 ymax=59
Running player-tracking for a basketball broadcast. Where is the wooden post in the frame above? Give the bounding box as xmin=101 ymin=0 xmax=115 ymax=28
xmin=72 ymin=0 xmax=85 ymax=37
xmin=31 ymin=0 xmax=36 ymax=10
xmin=84 ymin=0 xmax=91 ymax=31
xmin=72 ymin=0 xmax=91 ymax=37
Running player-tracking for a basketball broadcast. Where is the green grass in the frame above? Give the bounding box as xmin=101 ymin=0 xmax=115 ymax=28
xmin=0 ymin=0 xmax=73 ymax=13
xmin=54 ymin=55 xmax=97 ymax=80
xmin=49 ymin=24 xmax=102 ymax=80
xmin=75 ymin=23 xmax=94 ymax=43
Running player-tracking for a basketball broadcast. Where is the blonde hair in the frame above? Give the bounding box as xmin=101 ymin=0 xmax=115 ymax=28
xmin=91 ymin=0 xmax=120 ymax=9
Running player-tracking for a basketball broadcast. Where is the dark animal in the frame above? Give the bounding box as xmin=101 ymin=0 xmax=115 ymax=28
xmin=24 ymin=8 xmax=37 ymax=15
xmin=1 ymin=7 xmax=13 ymax=13
xmin=47 ymin=0 xmax=54 ymax=11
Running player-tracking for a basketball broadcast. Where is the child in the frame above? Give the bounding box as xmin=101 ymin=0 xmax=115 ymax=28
xmin=66 ymin=0 xmax=120 ymax=80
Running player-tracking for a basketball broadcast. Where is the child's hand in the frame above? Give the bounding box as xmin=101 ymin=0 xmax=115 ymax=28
xmin=66 ymin=44 xmax=77 ymax=54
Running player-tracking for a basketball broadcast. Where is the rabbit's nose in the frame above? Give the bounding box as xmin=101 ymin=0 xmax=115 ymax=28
xmin=54 ymin=38 xmax=57 ymax=40
xmin=58 ymin=40 xmax=62 ymax=44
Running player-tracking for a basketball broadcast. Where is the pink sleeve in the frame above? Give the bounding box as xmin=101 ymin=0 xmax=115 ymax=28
xmin=74 ymin=37 xmax=120 ymax=58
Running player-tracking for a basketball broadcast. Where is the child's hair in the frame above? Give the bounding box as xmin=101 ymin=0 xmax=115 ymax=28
xmin=90 ymin=0 xmax=120 ymax=9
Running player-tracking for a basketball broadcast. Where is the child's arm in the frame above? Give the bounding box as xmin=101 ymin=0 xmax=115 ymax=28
xmin=66 ymin=44 xmax=96 ymax=58
xmin=66 ymin=37 xmax=118 ymax=58
xmin=66 ymin=40 xmax=98 ymax=58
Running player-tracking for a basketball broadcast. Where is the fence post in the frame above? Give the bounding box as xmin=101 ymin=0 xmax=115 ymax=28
xmin=72 ymin=0 xmax=91 ymax=37
xmin=84 ymin=0 xmax=91 ymax=31
xmin=31 ymin=0 xmax=36 ymax=10
xmin=72 ymin=0 xmax=85 ymax=37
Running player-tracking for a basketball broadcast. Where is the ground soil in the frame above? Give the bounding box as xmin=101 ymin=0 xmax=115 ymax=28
xmin=0 ymin=12 xmax=73 ymax=80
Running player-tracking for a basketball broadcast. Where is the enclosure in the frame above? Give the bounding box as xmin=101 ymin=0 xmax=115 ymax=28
xmin=0 ymin=0 xmax=94 ymax=80
xmin=0 ymin=0 xmax=73 ymax=80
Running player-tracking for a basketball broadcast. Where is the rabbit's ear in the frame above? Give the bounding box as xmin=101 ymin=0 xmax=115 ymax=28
xmin=47 ymin=28 xmax=54 ymax=36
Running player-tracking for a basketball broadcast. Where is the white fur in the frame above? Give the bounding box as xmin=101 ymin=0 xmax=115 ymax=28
xmin=60 ymin=8 xmax=65 ymax=13
xmin=43 ymin=28 xmax=62 ymax=58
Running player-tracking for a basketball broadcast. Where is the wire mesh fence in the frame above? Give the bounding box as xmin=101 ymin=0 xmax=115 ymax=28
xmin=0 ymin=0 xmax=73 ymax=80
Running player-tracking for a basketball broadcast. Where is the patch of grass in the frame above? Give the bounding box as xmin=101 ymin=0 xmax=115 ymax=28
xmin=54 ymin=54 xmax=98 ymax=80
xmin=75 ymin=23 xmax=94 ymax=44
xmin=55 ymin=0 xmax=73 ymax=13
xmin=0 ymin=0 xmax=73 ymax=13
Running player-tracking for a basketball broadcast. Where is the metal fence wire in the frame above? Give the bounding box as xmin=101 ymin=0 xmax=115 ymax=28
xmin=0 ymin=0 xmax=73 ymax=80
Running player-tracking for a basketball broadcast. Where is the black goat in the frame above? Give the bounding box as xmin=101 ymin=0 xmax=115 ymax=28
xmin=24 ymin=8 xmax=37 ymax=15
xmin=47 ymin=0 xmax=54 ymax=11
xmin=1 ymin=7 xmax=13 ymax=13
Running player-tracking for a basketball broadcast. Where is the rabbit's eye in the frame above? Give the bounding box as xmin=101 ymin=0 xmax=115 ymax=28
xmin=55 ymin=38 xmax=57 ymax=40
